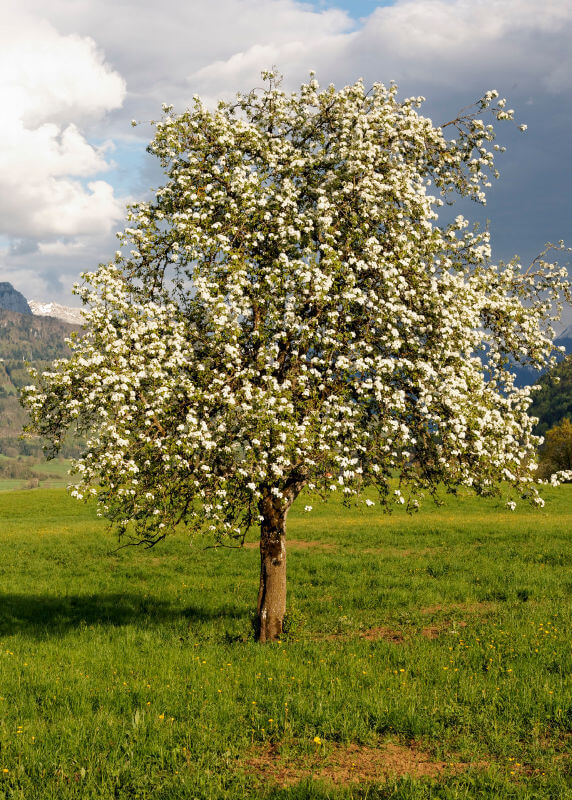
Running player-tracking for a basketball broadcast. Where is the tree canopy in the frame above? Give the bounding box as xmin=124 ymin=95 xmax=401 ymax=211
xmin=23 ymin=73 xmax=570 ymax=639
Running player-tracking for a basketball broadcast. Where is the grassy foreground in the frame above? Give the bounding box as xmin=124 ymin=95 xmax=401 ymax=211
xmin=0 ymin=486 xmax=570 ymax=799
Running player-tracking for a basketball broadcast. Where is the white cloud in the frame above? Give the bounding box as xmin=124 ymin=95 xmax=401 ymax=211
xmin=187 ymin=34 xmax=355 ymax=107
xmin=2 ymin=0 xmax=572 ymax=310
xmin=38 ymin=240 xmax=89 ymax=258
xmin=0 ymin=264 xmax=55 ymax=303
xmin=0 ymin=224 xmax=121 ymax=304
xmin=178 ymin=0 xmax=572 ymax=103
xmin=349 ymin=0 xmax=572 ymax=92
xmin=1 ymin=12 xmax=125 ymax=125
xmin=12 ymin=0 xmax=353 ymax=118
xmin=0 ymin=7 xmax=126 ymax=243
xmin=9 ymin=0 xmax=572 ymax=144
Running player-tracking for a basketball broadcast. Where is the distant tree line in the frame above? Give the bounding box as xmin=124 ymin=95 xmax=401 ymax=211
xmin=529 ymin=355 xmax=572 ymax=436
xmin=536 ymin=417 xmax=572 ymax=480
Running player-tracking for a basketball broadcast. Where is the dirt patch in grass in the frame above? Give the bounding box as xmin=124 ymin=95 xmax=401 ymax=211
xmin=322 ymin=626 xmax=405 ymax=643
xmin=324 ymin=619 xmax=477 ymax=644
xmin=421 ymin=620 xmax=468 ymax=639
xmin=244 ymin=741 xmax=476 ymax=787
xmin=348 ymin=622 xmax=467 ymax=643
xmin=242 ymin=540 xmax=336 ymax=551
xmin=421 ymin=626 xmax=442 ymax=640
xmin=358 ymin=626 xmax=406 ymax=643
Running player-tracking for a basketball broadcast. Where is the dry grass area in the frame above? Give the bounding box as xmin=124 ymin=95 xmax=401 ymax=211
xmin=243 ymin=540 xmax=336 ymax=550
xmin=318 ymin=601 xmax=500 ymax=645
xmin=244 ymin=741 xmax=485 ymax=788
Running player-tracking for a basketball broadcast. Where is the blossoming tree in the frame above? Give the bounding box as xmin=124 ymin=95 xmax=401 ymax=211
xmin=23 ymin=73 xmax=570 ymax=641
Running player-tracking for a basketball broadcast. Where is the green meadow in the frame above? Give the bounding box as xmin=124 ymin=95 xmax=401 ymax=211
xmin=0 ymin=456 xmax=72 ymax=493
xmin=0 ymin=485 xmax=570 ymax=799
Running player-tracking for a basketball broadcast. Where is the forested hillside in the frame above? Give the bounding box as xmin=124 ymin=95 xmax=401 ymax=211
xmin=529 ymin=354 xmax=572 ymax=436
xmin=0 ymin=310 xmax=82 ymax=456
xmin=0 ymin=309 xmax=81 ymax=360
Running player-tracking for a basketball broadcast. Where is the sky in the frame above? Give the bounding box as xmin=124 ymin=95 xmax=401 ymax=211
xmin=1 ymin=0 xmax=571 ymax=326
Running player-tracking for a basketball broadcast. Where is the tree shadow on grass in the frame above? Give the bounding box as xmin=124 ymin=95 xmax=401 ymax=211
xmin=0 ymin=593 xmax=248 ymax=637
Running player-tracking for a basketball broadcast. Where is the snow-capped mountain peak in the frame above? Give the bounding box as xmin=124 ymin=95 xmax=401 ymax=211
xmin=28 ymin=301 xmax=84 ymax=325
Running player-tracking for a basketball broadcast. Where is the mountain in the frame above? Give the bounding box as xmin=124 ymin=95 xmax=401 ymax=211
xmin=29 ymin=301 xmax=84 ymax=325
xmin=0 ymin=309 xmax=81 ymax=361
xmin=0 ymin=282 xmax=84 ymax=324
xmin=0 ymin=309 xmax=82 ymax=457
xmin=0 ymin=282 xmax=31 ymax=315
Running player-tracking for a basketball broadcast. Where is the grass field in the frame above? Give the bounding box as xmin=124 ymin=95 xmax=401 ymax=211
xmin=0 ymin=456 xmax=73 ymax=492
xmin=0 ymin=485 xmax=570 ymax=799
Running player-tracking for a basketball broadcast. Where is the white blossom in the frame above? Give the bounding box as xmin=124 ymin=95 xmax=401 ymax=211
xmin=21 ymin=73 xmax=570 ymax=545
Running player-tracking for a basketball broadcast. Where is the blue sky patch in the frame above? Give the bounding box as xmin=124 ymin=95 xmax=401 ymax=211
xmin=309 ymin=0 xmax=394 ymax=20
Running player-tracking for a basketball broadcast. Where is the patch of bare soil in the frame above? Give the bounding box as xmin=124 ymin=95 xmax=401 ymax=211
xmin=358 ymin=627 xmax=406 ymax=644
xmin=244 ymin=741 xmax=473 ymax=788
xmin=421 ymin=626 xmax=442 ymax=640
xmin=242 ymin=540 xmax=336 ymax=551
xmin=322 ymin=626 xmax=405 ymax=643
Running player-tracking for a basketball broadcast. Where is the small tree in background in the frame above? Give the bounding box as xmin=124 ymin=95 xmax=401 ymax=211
xmin=537 ymin=418 xmax=572 ymax=482
xmin=23 ymin=73 xmax=570 ymax=641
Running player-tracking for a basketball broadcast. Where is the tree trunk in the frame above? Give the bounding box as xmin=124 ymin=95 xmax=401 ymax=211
xmin=256 ymin=495 xmax=287 ymax=643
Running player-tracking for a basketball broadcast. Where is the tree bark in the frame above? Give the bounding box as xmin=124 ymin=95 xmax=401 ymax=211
xmin=256 ymin=494 xmax=288 ymax=643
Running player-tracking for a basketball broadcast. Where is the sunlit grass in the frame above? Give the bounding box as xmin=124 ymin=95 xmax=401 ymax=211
xmin=0 ymin=486 xmax=570 ymax=798
xmin=0 ymin=456 xmax=73 ymax=491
